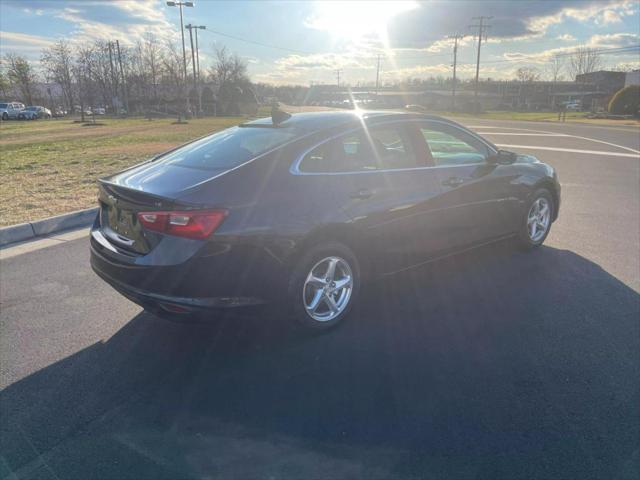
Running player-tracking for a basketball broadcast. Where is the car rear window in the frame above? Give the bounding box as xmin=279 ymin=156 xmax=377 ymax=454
xmin=0 ymin=104 xmax=7 ymax=108
xmin=156 ymin=126 xmax=298 ymax=171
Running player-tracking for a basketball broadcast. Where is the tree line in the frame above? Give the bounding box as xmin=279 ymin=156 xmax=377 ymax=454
xmin=0 ymin=35 xmax=256 ymax=115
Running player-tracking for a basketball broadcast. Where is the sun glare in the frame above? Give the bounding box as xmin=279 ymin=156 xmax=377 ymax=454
xmin=307 ymin=1 xmax=419 ymax=47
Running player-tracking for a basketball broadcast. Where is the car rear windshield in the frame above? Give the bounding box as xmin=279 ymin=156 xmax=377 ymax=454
xmin=0 ymin=104 xmax=7 ymax=108
xmin=156 ymin=126 xmax=298 ymax=171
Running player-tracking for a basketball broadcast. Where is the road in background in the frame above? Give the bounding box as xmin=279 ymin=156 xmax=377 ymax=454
xmin=1 ymin=119 xmax=638 ymax=479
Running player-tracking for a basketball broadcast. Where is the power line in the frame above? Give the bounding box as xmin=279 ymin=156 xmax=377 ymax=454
xmin=201 ymin=28 xmax=313 ymax=55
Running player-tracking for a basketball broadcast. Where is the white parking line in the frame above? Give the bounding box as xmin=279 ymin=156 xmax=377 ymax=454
xmin=476 ymin=132 xmax=569 ymax=136
xmin=495 ymin=144 xmax=640 ymax=158
xmin=471 ymin=125 xmax=640 ymax=154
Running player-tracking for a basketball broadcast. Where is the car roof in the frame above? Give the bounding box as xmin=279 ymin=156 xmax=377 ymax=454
xmin=241 ymin=110 xmax=457 ymax=133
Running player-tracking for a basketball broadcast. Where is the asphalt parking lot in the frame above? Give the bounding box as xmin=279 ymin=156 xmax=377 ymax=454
xmin=1 ymin=119 xmax=639 ymax=479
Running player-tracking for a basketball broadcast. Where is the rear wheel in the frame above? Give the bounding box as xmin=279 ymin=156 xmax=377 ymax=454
xmin=289 ymin=242 xmax=360 ymax=330
xmin=1 ymin=112 xmax=7 ymax=120
xmin=517 ymin=188 xmax=554 ymax=250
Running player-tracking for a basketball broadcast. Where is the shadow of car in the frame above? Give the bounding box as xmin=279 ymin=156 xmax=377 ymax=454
xmin=1 ymin=244 xmax=638 ymax=479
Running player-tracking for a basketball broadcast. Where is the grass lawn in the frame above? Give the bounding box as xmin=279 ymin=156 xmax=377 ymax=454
xmin=0 ymin=116 xmax=247 ymax=227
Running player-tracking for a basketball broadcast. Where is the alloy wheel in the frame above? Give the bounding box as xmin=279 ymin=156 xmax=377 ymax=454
xmin=303 ymin=256 xmax=353 ymax=322
xmin=527 ymin=197 xmax=551 ymax=242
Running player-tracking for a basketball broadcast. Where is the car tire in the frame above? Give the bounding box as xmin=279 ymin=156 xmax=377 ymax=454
xmin=288 ymin=242 xmax=360 ymax=331
xmin=1 ymin=113 xmax=7 ymax=120
xmin=517 ymin=188 xmax=554 ymax=250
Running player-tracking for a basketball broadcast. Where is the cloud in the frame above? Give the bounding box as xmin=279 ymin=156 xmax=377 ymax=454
xmin=2 ymin=0 xmax=177 ymax=48
xmin=275 ymin=53 xmax=372 ymax=71
xmin=384 ymin=0 xmax=637 ymax=51
xmin=0 ymin=31 xmax=54 ymax=49
xmin=587 ymin=32 xmax=640 ymax=48
xmin=529 ymin=0 xmax=636 ymax=31
xmin=556 ymin=34 xmax=576 ymax=41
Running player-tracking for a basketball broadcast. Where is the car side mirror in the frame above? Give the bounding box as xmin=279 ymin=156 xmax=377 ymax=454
xmin=488 ymin=149 xmax=517 ymax=165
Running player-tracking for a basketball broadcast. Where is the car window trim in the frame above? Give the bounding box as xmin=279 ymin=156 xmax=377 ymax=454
xmin=290 ymin=118 xmax=498 ymax=176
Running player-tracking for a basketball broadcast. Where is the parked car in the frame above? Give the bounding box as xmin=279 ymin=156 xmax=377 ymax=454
xmin=0 ymin=102 xmax=25 ymax=120
xmin=564 ymin=101 xmax=581 ymax=111
xmin=18 ymin=108 xmax=39 ymax=120
xmin=91 ymin=110 xmax=561 ymax=329
xmin=23 ymin=106 xmax=52 ymax=119
xmin=93 ymin=107 xmax=106 ymax=115
xmin=53 ymin=107 xmax=67 ymax=117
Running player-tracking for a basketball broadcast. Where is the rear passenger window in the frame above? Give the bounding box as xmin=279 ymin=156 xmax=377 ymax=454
xmin=299 ymin=125 xmax=420 ymax=173
xmin=420 ymin=125 xmax=489 ymax=166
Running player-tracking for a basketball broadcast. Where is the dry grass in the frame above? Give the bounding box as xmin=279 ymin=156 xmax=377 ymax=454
xmin=0 ymin=116 xmax=246 ymax=226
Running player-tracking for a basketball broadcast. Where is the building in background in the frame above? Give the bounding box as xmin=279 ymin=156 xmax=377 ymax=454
xmin=625 ymin=70 xmax=640 ymax=87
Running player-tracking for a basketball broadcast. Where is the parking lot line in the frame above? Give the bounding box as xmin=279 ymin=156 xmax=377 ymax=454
xmin=494 ymin=144 xmax=640 ymax=158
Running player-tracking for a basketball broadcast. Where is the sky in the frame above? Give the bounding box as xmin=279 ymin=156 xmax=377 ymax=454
xmin=1 ymin=0 xmax=639 ymax=85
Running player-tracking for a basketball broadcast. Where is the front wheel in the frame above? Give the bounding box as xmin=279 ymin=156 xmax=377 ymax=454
xmin=517 ymin=188 xmax=554 ymax=250
xmin=1 ymin=112 xmax=7 ymax=120
xmin=289 ymin=242 xmax=360 ymax=330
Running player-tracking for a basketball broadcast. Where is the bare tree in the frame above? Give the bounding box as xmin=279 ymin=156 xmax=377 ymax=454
xmin=516 ymin=67 xmax=540 ymax=82
xmin=611 ymin=63 xmax=638 ymax=72
xmin=0 ymin=66 xmax=9 ymax=98
xmin=162 ymin=41 xmax=185 ymax=89
xmin=74 ymin=46 xmax=95 ymax=121
xmin=41 ymin=40 xmax=75 ymax=111
xmin=545 ymin=55 xmax=565 ymax=83
xmin=143 ymin=33 xmax=162 ymax=101
xmin=568 ymin=47 xmax=602 ymax=80
xmin=4 ymin=54 xmax=38 ymax=104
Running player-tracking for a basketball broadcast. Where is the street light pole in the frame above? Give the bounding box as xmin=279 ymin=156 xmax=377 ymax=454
xmin=166 ymin=1 xmax=194 ymax=115
xmin=185 ymin=24 xmax=197 ymax=89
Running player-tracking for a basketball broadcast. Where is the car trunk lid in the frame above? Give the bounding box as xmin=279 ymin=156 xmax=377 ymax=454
xmin=98 ymin=181 xmax=180 ymax=255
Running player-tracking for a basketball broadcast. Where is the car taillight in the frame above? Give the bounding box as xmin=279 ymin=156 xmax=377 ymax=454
xmin=137 ymin=209 xmax=227 ymax=239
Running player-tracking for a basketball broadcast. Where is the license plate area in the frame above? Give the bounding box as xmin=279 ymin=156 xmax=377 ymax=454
xmin=107 ymin=205 xmax=136 ymax=239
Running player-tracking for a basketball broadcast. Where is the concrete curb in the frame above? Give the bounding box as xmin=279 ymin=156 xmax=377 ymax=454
xmin=0 ymin=207 xmax=98 ymax=247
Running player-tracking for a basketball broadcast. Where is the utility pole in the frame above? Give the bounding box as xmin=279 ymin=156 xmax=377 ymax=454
xmin=115 ymin=40 xmax=129 ymax=114
xmin=185 ymin=24 xmax=198 ymax=114
xmin=190 ymin=25 xmax=205 ymax=81
xmin=468 ymin=16 xmax=492 ymax=110
xmin=375 ymin=54 xmax=381 ymax=97
xmin=447 ymin=34 xmax=464 ymax=111
xmin=336 ymin=69 xmax=341 ymax=88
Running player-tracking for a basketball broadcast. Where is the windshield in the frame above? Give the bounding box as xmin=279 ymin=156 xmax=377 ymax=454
xmin=157 ymin=126 xmax=298 ymax=171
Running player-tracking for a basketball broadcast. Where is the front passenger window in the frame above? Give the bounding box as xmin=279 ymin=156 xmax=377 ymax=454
xmin=421 ymin=126 xmax=489 ymax=166
xmin=299 ymin=125 xmax=419 ymax=173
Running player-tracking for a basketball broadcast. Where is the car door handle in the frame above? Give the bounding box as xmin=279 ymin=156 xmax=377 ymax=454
xmin=350 ymin=189 xmax=373 ymax=199
xmin=442 ymin=176 xmax=465 ymax=187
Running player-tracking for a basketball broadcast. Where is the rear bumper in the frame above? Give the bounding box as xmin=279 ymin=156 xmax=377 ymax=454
xmin=91 ymin=264 xmax=264 ymax=312
xmin=90 ymin=220 xmax=289 ymax=311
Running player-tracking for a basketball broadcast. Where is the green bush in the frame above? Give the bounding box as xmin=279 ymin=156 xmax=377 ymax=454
xmin=608 ymin=85 xmax=640 ymax=116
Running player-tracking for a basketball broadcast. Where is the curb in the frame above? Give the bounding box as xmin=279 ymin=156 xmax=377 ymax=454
xmin=0 ymin=207 xmax=98 ymax=247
